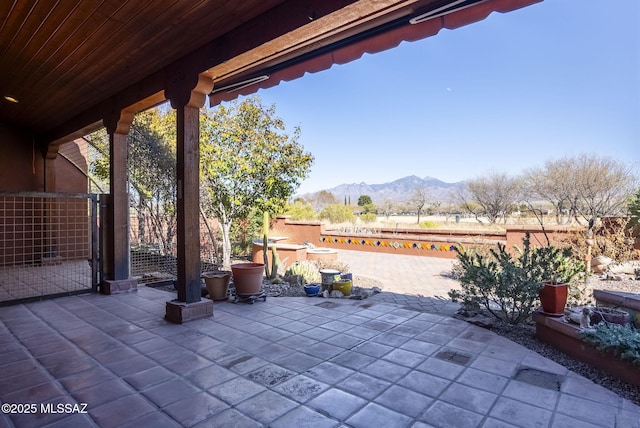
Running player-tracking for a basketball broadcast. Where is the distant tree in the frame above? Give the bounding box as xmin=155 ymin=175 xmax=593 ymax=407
xmin=459 ymin=172 xmax=521 ymax=224
xmin=200 ymin=96 xmax=313 ymax=270
xmin=357 ymin=195 xmax=372 ymax=206
xmin=309 ymin=190 xmax=337 ymax=211
xmin=409 ymin=186 xmax=430 ymax=224
xmin=319 ymin=204 xmax=356 ymax=224
xmin=361 ymin=203 xmax=377 ymax=214
xmin=380 ymin=199 xmax=395 ymax=220
xmin=523 ymin=154 xmax=638 ymax=225
xmin=360 ymin=213 xmax=377 ymax=224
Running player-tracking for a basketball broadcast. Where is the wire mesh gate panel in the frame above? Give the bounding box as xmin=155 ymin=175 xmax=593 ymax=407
xmin=130 ymin=215 xmax=219 ymax=286
xmin=0 ymin=192 xmax=98 ymax=305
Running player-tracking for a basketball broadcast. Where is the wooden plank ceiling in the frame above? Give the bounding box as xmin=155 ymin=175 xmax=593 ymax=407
xmin=0 ymin=0 xmax=540 ymax=147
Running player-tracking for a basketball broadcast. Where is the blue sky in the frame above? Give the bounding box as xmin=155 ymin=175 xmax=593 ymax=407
xmin=251 ymin=0 xmax=639 ymax=194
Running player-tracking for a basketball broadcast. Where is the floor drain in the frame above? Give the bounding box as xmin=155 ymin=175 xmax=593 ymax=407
xmin=435 ymin=349 xmax=471 ymax=366
xmin=315 ymin=301 xmax=341 ymax=308
xmin=514 ymin=367 xmax=562 ymax=391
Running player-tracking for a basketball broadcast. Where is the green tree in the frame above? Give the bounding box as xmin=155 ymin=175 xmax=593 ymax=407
xmin=357 ymin=195 xmax=372 ymax=206
xmin=319 ymin=204 xmax=355 ymax=223
xmin=200 ymin=96 xmax=313 ymax=269
xmin=87 ymin=109 xmax=178 ymax=255
xmin=284 ymin=200 xmax=316 ymax=220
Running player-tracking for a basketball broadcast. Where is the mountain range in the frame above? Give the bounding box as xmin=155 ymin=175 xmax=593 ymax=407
xmin=299 ymin=175 xmax=465 ymax=203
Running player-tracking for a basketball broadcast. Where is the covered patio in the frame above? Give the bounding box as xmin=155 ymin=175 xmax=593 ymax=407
xmin=3 ymin=1 xmax=639 ymax=426
xmin=1 ymin=0 xmax=542 ymax=320
xmin=3 ymin=284 xmax=639 ymax=428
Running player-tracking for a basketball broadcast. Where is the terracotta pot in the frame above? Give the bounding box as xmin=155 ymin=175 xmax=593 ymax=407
xmin=203 ymin=271 xmax=231 ymax=301
xmin=539 ymin=281 xmax=568 ymax=317
xmin=231 ymin=263 xmax=264 ymax=296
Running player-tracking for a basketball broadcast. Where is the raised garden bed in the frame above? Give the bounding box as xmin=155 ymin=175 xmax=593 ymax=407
xmin=533 ymin=311 xmax=640 ymax=387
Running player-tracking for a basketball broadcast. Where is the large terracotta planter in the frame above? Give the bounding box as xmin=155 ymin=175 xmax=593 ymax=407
xmin=539 ymin=281 xmax=568 ymax=316
xmin=231 ymin=263 xmax=264 ymax=296
xmin=203 ymin=271 xmax=231 ymax=301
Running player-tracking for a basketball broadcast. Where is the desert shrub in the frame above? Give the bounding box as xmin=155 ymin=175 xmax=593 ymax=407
xmin=449 ymin=232 xmax=584 ymax=324
xmin=285 ymin=261 xmax=321 ymax=284
xmin=564 ymin=217 xmax=636 ymax=264
xmin=316 ymin=259 xmax=349 ymax=273
xmin=581 ymin=323 xmax=640 ymax=366
xmin=419 ymin=220 xmax=439 ymax=229
xmin=284 ymin=201 xmax=316 ymax=221
xmin=360 ymin=213 xmax=377 ymax=224
xmin=319 ymin=204 xmax=356 ymax=224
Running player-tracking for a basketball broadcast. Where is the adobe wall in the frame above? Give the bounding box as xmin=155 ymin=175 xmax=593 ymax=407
xmin=0 ymin=124 xmax=44 ymax=191
xmin=0 ymin=124 xmax=87 ymax=193
xmin=273 ymin=216 xmax=586 ymax=260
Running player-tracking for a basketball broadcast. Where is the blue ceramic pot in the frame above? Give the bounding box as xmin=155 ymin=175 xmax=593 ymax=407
xmin=304 ymin=283 xmax=321 ymax=296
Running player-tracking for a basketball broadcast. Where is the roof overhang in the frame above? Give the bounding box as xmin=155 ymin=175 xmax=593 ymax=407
xmin=0 ymin=0 xmax=542 ymax=148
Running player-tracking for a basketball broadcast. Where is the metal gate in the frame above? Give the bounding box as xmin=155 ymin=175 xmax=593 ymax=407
xmin=0 ymin=192 xmax=98 ymax=305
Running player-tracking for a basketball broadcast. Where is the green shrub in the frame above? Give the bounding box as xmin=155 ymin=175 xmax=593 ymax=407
xmin=448 ymin=232 xmax=584 ymax=324
xmin=319 ymin=204 xmax=356 ymax=223
xmin=285 ymin=261 xmax=321 ymax=284
xmin=419 ymin=220 xmax=439 ymax=229
xmin=284 ymin=201 xmax=316 ymax=220
xmin=581 ymin=323 xmax=640 ymax=366
xmin=360 ymin=213 xmax=377 ymax=223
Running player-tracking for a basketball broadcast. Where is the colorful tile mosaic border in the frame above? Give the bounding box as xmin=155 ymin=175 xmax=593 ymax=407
xmin=320 ymin=236 xmax=457 ymax=252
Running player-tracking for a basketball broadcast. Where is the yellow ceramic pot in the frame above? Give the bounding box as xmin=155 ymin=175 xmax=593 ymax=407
xmin=332 ymin=279 xmax=352 ymax=296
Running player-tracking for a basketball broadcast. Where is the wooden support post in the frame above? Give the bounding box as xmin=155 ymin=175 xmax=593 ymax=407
xmin=164 ymin=74 xmax=213 ymax=322
xmin=101 ymin=111 xmax=137 ymax=294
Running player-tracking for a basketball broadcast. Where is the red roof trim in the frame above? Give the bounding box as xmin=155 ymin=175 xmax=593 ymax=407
xmin=209 ymin=0 xmax=541 ymax=106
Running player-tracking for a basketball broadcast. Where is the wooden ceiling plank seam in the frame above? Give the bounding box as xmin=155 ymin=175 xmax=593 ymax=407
xmin=34 ymin=0 xmax=286 ymax=132
xmin=15 ymin=2 xmax=102 ymax=93
xmin=42 ymin=0 xmax=349 ymax=141
xmin=0 ymin=0 xmax=20 ymax=34
xmin=26 ymin=1 xmax=152 ymax=124
xmin=69 ymin=0 xmax=208 ymax=94
xmin=5 ymin=0 xmax=129 ymax=120
xmin=28 ymin=0 xmax=141 ymax=102
xmin=5 ymin=0 xmax=78 ymax=75
xmin=34 ymin=0 xmax=211 ymax=113
xmin=0 ymin=0 xmax=39 ymax=59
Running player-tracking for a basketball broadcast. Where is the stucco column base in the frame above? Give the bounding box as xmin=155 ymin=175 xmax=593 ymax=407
xmin=101 ymin=278 xmax=138 ymax=295
xmin=165 ymin=299 xmax=213 ymax=324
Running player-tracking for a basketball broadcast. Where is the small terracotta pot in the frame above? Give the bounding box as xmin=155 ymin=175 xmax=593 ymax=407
xmin=203 ymin=271 xmax=231 ymax=301
xmin=539 ymin=281 xmax=568 ymax=316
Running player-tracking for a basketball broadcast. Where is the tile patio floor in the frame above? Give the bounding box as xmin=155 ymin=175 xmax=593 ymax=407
xmin=1 ymin=280 xmax=639 ymax=428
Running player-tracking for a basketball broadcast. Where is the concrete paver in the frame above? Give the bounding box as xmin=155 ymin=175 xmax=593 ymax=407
xmin=0 ymin=250 xmax=638 ymax=427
